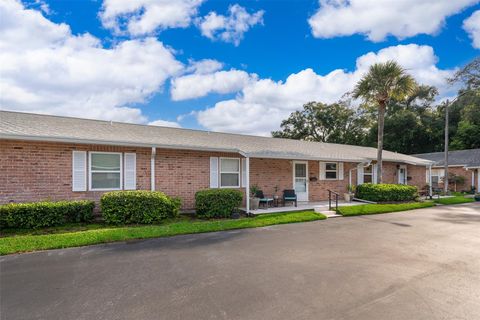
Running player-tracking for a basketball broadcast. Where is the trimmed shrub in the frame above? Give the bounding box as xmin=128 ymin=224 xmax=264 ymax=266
xmin=100 ymin=191 xmax=181 ymax=225
xmin=0 ymin=200 xmax=95 ymax=229
xmin=195 ymin=189 xmax=243 ymax=219
xmin=355 ymin=183 xmax=418 ymax=202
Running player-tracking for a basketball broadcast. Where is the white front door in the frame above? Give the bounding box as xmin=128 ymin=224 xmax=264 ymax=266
xmin=293 ymin=161 xmax=308 ymax=201
xmin=398 ymin=165 xmax=407 ymax=184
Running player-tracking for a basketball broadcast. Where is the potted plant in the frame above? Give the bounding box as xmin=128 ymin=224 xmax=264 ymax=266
xmin=344 ymin=184 xmax=355 ymax=202
xmin=249 ymin=185 xmax=260 ymax=210
xmin=273 ymin=185 xmax=280 ymax=200
xmin=474 ymin=194 xmax=480 ymax=201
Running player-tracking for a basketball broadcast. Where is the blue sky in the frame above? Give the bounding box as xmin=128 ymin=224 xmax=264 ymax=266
xmin=1 ymin=0 xmax=479 ymax=135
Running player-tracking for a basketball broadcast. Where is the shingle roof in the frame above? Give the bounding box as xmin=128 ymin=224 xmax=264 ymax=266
xmin=0 ymin=111 xmax=432 ymax=165
xmin=414 ymin=149 xmax=480 ymax=168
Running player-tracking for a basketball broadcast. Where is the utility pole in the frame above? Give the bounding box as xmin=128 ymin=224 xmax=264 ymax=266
xmin=443 ymin=91 xmax=468 ymax=195
xmin=444 ymin=100 xmax=449 ymax=194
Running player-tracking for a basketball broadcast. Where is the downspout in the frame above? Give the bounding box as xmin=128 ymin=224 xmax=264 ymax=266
xmin=151 ymin=147 xmax=156 ymax=191
xmin=349 ymin=168 xmax=353 ymax=186
xmin=245 ymin=157 xmax=250 ymax=215
xmin=428 ymin=165 xmax=433 ymax=197
xmin=471 ymin=169 xmax=475 ymax=190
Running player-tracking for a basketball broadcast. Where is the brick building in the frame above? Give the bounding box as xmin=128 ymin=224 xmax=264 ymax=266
xmin=1 ymin=111 xmax=434 ymax=211
xmin=415 ymin=149 xmax=480 ymax=193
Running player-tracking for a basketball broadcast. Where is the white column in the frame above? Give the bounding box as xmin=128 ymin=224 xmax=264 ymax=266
xmin=245 ymin=157 xmax=250 ymax=214
xmin=472 ymin=170 xmax=475 ymax=189
xmin=428 ymin=165 xmax=433 ymax=197
xmin=151 ymin=147 xmax=156 ymax=191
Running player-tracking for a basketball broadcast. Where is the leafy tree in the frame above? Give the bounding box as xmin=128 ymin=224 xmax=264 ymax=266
xmin=353 ymin=61 xmax=417 ymax=182
xmin=451 ymin=102 xmax=480 ymax=149
xmin=364 ymin=85 xmax=444 ymax=154
xmin=449 ymin=57 xmax=480 ymax=91
xmin=271 ymin=101 xmax=368 ymax=144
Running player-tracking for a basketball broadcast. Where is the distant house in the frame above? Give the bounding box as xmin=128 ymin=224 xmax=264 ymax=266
xmin=1 ymin=111 xmax=434 ymax=211
xmin=415 ymin=149 xmax=480 ymax=192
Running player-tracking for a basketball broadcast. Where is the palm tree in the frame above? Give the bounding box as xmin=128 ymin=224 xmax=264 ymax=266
xmin=353 ymin=61 xmax=416 ymax=183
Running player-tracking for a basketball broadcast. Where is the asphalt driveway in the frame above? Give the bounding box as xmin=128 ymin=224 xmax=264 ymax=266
xmin=2 ymin=203 xmax=480 ymax=320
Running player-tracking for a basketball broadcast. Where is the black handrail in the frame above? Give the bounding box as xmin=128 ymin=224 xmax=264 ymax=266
xmin=328 ymin=190 xmax=339 ymax=211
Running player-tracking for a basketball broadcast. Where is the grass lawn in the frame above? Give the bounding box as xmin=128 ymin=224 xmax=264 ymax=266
xmin=337 ymin=202 xmax=435 ymax=216
xmin=434 ymin=196 xmax=475 ymax=205
xmin=0 ymin=211 xmax=325 ymax=255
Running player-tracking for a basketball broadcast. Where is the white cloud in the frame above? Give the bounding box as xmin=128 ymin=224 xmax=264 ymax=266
xmin=24 ymin=0 xmax=51 ymax=15
xmin=198 ymin=4 xmax=264 ymax=46
xmin=197 ymin=44 xmax=456 ymax=136
xmin=171 ymin=69 xmax=255 ymax=100
xmin=149 ymin=119 xmax=182 ymax=128
xmin=464 ymin=10 xmax=480 ymax=48
xmin=308 ymin=0 xmax=479 ymax=42
xmin=184 ymin=59 xmax=224 ymax=74
xmin=100 ymin=0 xmax=204 ymax=36
xmin=0 ymin=0 xmax=183 ymax=123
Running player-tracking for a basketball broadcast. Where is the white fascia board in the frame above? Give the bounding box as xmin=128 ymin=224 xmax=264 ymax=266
xmin=244 ymin=153 xmax=366 ymax=162
xmin=364 ymin=157 xmax=434 ymax=166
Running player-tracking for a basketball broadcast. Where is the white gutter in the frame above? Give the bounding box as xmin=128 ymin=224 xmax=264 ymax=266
xmin=0 ymin=133 xmax=242 ymax=154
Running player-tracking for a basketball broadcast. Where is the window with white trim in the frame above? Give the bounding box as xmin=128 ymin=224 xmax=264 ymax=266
xmin=325 ymin=162 xmax=338 ymax=179
xmin=89 ymin=152 xmax=122 ymax=190
xmin=431 ymin=169 xmax=445 ymax=188
xmin=220 ymin=158 xmax=240 ymax=188
xmin=363 ymin=165 xmax=373 ymax=183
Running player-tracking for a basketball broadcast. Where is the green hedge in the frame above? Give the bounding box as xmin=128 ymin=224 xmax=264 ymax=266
xmin=355 ymin=183 xmax=418 ymax=202
xmin=195 ymin=189 xmax=243 ymax=219
xmin=100 ymin=191 xmax=181 ymax=225
xmin=0 ymin=200 xmax=95 ymax=229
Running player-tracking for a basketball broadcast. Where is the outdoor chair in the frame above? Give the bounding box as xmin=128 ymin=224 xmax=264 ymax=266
xmin=255 ymin=190 xmax=274 ymax=208
xmin=283 ymin=189 xmax=297 ymax=207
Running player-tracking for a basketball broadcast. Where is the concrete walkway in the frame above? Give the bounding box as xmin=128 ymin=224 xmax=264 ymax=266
xmin=1 ymin=203 xmax=480 ymax=320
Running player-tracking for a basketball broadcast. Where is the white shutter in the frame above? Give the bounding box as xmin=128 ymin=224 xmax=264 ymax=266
xmin=372 ymin=164 xmax=378 ymax=184
xmin=357 ymin=164 xmax=364 ymax=185
xmin=241 ymin=158 xmax=247 ymax=187
xmin=210 ymin=157 xmax=219 ymax=188
xmin=124 ymin=153 xmax=136 ymax=190
xmin=338 ymin=162 xmax=344 ymax=180
xmin=72 ymin=151 xmax=87 ymax=191
xmin=319 ymin=162 xmax=326 ymax=180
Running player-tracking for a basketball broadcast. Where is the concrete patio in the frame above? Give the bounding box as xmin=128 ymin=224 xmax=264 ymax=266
xmin=244 ymin=200 xmax=364 ymax=215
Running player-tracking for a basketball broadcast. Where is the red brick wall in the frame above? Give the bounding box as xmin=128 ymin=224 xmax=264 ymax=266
xmin=406 ymin=164 xmax=428 ymax=189
xmin=249 ymin=159 xmax=428 ymax=201
xmin=0 ymin=139 xmax=432 ymax=209
xmin=154 ymin=150 xmax=246 ymax=209
xmin=0 ymin=140 xmax=247 ymax=209
xmin=0 ymin=140 xmax=151 ymax=204
xmin=434 ymin=166 xmax=477 ymax=192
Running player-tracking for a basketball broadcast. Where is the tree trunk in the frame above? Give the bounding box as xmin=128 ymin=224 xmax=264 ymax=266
xmin=377 ymin=103 xmax=386 ymax=184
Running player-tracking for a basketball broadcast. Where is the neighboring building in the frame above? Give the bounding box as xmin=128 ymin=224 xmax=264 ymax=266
xmin=415 ymin=149 xmax=480 ymax=192
xmin=1 ymin=111 xmax=434 ymax=210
